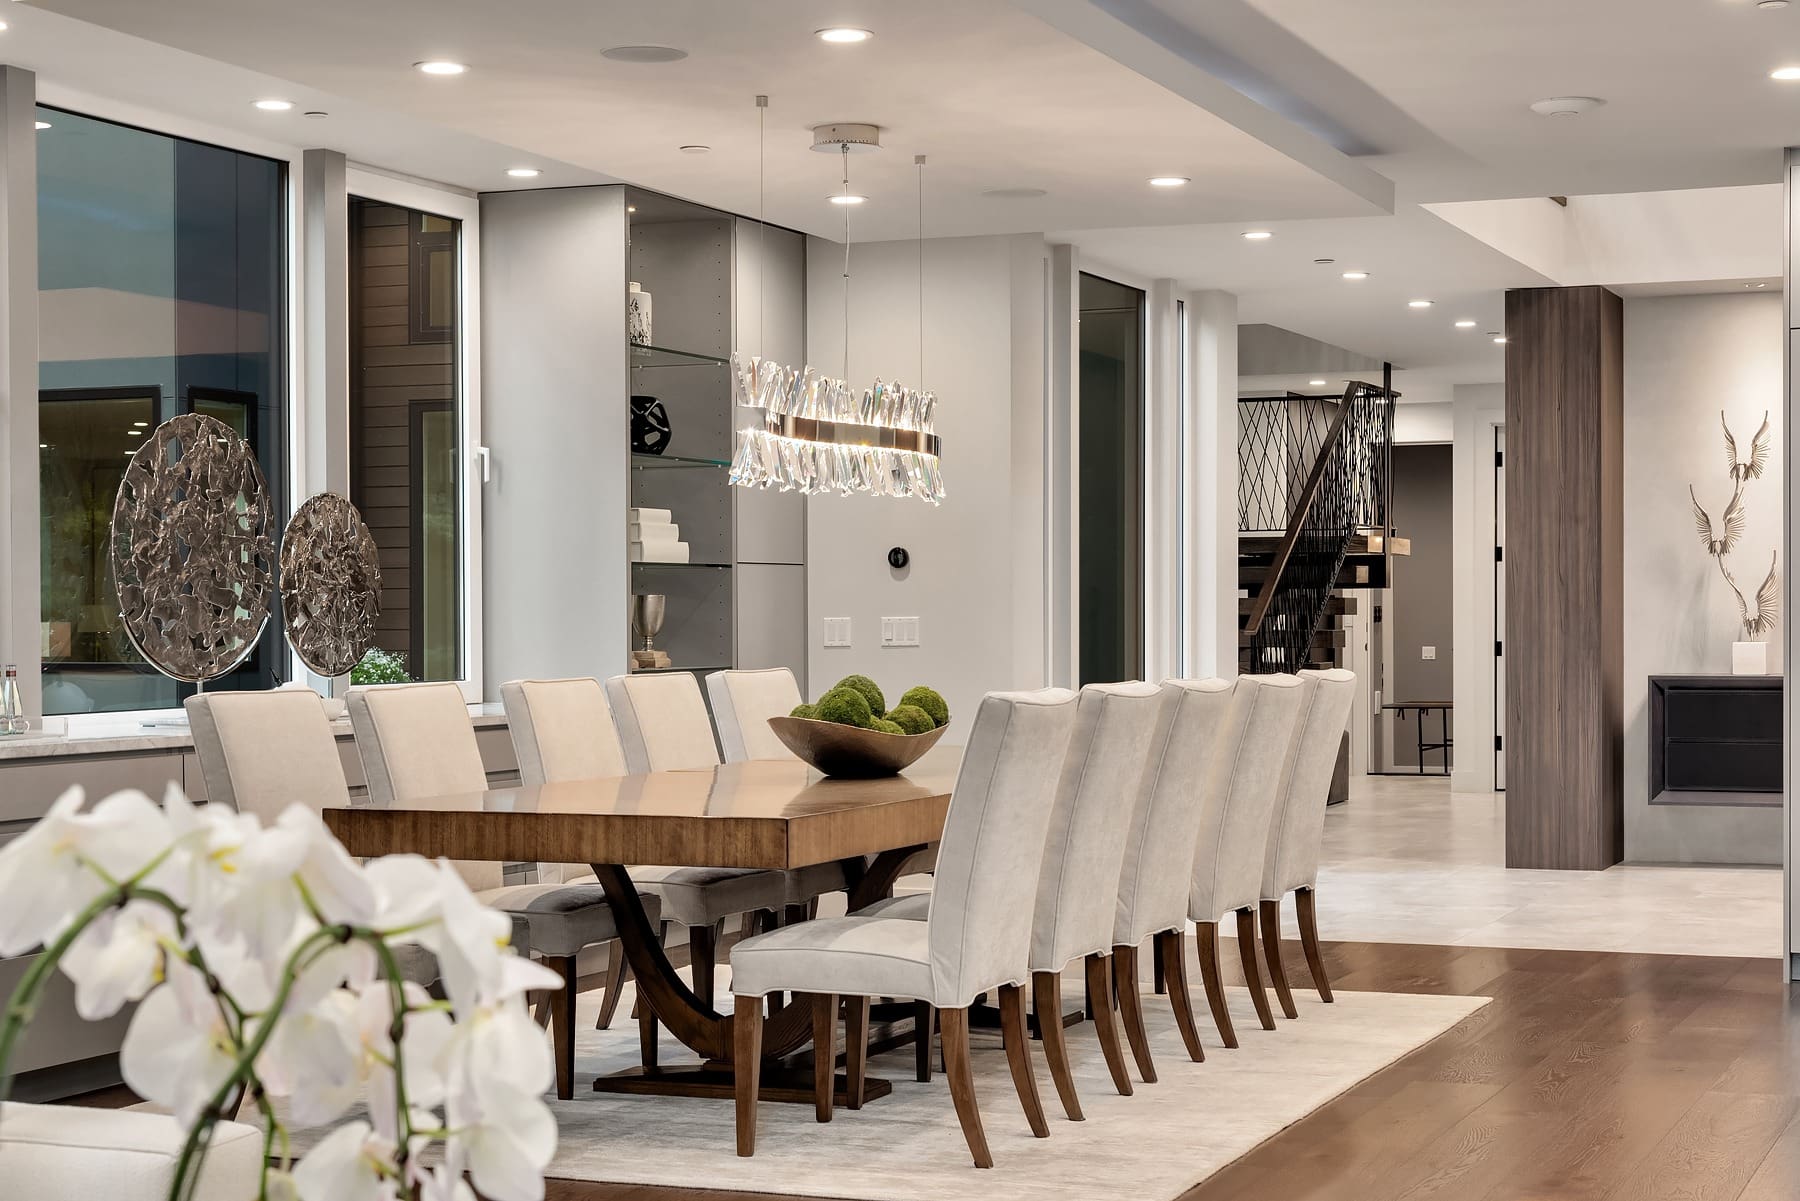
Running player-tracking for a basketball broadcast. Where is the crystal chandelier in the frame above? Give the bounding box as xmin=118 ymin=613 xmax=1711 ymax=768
xmin=728 ymin=109 xmax=944 ymax=503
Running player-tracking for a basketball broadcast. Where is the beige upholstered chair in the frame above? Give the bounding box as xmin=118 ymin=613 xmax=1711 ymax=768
xmin=1258 ymin=668 xmax=1357 ymax=1015
xmin=0 ymin=1102 xmax=263 ymax=1201
xmin=346 ymin=682 xmax=658 ymax=1100
xmin=1188 ymin=673 xmax=1307 ymax=1048
xmin=185 ymin=689 xmax=449 ymax=992
xmin=729 ymin=688 xmax=1081 ymax=1169
xmin=603 ymin=672 xmax=843 ymax=1012
xmin=1111 ymin=677 xmax=1238 ymax=1079
xmin=705 ymin=668 xmax=803 ymax=762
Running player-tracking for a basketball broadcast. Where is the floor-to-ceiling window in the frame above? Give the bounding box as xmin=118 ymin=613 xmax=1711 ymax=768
xmin=1077 ymin=272 xmax=1145 ymax=685
xmin=349 ymin=199 xmax=462 ymax=682
xmin=37 ymin=108 xmax=285 ymax=714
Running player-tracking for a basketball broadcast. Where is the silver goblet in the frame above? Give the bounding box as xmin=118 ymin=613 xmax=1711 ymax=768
xmin=631 ymin=593 xmax=667 ymax=663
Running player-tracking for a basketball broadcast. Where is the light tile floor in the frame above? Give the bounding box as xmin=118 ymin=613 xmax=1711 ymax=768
xmin=1292 ymin=773 xmax=1784 ymax=958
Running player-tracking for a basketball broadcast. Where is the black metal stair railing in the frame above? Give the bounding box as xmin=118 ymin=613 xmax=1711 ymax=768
xmin=1241 ymin=382 xmax=1395 ymax=674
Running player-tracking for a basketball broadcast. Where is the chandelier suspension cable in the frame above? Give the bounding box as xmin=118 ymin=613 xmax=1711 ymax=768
xmin=756 ymin=95 xmax=767 ymax=357
xmin=916 ymin=154 xmax=925 ymax=390
xmin=841 ymin=141 xmax=853 ymax=381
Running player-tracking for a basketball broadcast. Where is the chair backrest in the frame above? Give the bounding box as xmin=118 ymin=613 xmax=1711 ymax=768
xmin=184 ymin=689 xmax=350 ymax=822
xmin=1263 ymin=668 xmax=1357 ymax=900
xmin=1114 ymin=677 xmax=1237 ymax=948
xmin=705 ymin=668 xmax=803 ymax=762
xmin=923 ymin=687 xmax=1080 ymax=1008
xmin=1029 ymin=681 xmax=1166 ymax=972
xmin=501 ymin=677 xmax=630 ymax=885
xmin=1189 ymin=673 xmax=1307 ymax=922
xmin=604 ymin=672 xmax=722 ymax=773
xmin=346 ymin=682 xmax=500 ymax=892
xmin=501 ymin=678 xmax=629 ymax=785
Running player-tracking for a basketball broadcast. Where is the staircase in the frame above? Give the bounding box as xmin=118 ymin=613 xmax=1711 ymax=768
xmin=1238 ymin=382 xmax=1398 ymax=675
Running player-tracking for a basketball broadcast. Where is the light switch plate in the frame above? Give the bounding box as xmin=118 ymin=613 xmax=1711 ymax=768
xmin=1421 ymin=645 xmax=1437 ymax=660
xmin=823 ymin=617 xmax=852 ymax=648
xmin=881 ymin=616 xmax=921 ymax=647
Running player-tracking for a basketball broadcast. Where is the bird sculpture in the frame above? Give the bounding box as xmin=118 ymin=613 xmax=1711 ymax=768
xmin=1689 ymin=410 xmax=1779 ymax=641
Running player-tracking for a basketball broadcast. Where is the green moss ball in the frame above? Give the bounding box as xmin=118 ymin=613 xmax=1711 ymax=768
xmin=790 ymin=703 xmax=821 ymax=720
xmin=832 ymin=674 xmax=887 ymax=718
xmin=886 ymin=704 xmax=935 ymax=736
xmin=872 ymin=719 xmax=906 ymax=735
xmin=817 ymin=686 xmax=875 ymax=729
xmin=897 ymin=686 xmax=949 ymax=728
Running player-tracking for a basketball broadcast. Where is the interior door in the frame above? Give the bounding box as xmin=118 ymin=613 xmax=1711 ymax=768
xmin=1494 ymin=425 xmax=1506 ymax=791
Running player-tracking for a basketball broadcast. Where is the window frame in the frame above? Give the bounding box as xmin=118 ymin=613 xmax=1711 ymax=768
xmin=344 ymin=169 xmax=484 ymax=703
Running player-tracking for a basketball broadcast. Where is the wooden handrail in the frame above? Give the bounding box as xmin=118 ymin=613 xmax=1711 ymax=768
xmin=1242 ymin=384 xmax=1360 ymax=638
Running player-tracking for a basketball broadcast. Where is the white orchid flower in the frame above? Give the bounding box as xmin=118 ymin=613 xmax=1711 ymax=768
xmin=415 ymin=1164 xmax=477 ymax=1201
xmin=446 ymin=1075 xmax=557 ymax=1201
xmin=354 ymin=981 xmax=454 ymax=1138
xmin=58 ymin=898 xmax=176 ymax=1019
xmin=276 ymin=804 xmax=375 ymax=927
xmin=439 ymin=995 xmax=555 ymax=1105
xmin=119 ymin=954 xmax=242 ymax=1126
xmin=290 ymin=1120 xmax=399 ymax=1201
xmin=414 ymin=860 xmax=552 ymax=1017
xmin=364 ymin=854 xmax=446 ymax=937
xmin=257 ymin=987 xmax=363 ymax=1127
xmin=0 ymin=787 xmax=170 ymax=956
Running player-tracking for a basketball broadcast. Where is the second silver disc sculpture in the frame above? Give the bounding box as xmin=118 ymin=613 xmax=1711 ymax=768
xmin=109 ymin=413 xmax=275 ymax=683
xmin=280 ymin=492 xmax=383 ymax=677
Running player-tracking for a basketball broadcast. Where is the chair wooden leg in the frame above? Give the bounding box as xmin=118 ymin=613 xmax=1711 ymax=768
xmin=997 ymin=983 xmax=1049 ymax=1137
xmin=595 ymin=939 xmax=629 ymax=1030
xmin=913 ymin=1001 xmax=935 ymax=1083
xmin=1259 ymin=898 xmax=1300 ymax=1020
xmin=1236 ymin=907 xmax=1277 ymax=1031
xmin=734 ymin=995 xmax=763 ymax=1157
xmin=810 ymin=992 xmax=838 ymax=1123
xmin=845 ymin=996 xmax=870 ymax=1110
xmin=1084 ymin=953 xmax=1133 ymax=1097
xmin=1157 ymin=929 xmax=1204 ymax=1062
xmin=1296 ymin=887 xmax=1334 ymax=1003
xmin=547 ymin=956 xmax=577 ymax=1101
xmin=1032 ymin=970 xmax=1083 ymax=1121
xmin=1113 ymin=945 xmax=1157 ymax=1084
xmin=1152 ymin=935 xmax=1168 ymax=995
xmin=689 ymin=923 xmax=717 ymax=1013
xmin=939 ymin=1007 xmax=993 ymax=1168
xmin=1196 ymin=920 xmax=1237 ymax=1049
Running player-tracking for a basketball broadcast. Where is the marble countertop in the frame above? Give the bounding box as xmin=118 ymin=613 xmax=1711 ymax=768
xmin=0 ymin=702 xmax=508 ymax=763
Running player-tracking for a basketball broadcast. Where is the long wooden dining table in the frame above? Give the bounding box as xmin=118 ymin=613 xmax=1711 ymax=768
xmin=323 ymin=747 xmax=960 ymax=1105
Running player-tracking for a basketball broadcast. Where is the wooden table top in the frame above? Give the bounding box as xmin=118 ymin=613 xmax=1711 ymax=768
xmin=323 ymin=746 xmax=962 ymax=870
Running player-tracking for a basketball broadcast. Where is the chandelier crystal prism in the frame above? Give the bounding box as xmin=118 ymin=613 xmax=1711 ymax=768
xmin=728 ymin=107 xmax=944 ymax=503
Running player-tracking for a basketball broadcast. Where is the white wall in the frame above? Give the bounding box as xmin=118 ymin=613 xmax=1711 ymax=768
xmin=1624 ymin=292 xmax=1785 ymax=864
xmin=1395 ymin=402 xmax=1454 ymax=444
xmin=804 ymin=233 xmax=1050 ymax=732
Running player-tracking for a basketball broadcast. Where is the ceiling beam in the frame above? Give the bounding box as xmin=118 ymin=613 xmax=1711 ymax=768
xmin=1014 ymin=0 xmax=1396 ymax=215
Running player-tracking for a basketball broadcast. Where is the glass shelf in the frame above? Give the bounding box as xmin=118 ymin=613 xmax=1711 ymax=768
xmin=629 ymin=344 xmax=729 ymax=369
xmin=630 ymin=452 xmax=730 ymax=470
xmin=630 ymin=560 xmax=734 ymax=570
xmin=628 ymin=664 xmax=732 ymax=676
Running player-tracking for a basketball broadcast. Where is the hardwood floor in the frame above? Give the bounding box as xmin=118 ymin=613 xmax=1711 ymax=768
xmin=543 ymin=938 xmax=1800 ymax=1201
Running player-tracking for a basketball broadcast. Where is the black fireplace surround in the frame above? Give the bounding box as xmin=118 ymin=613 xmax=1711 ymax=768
xmin=1648 ymin=675 xmax=1782 ymax=805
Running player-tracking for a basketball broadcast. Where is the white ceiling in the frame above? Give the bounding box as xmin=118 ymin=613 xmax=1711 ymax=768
xmin=28 ymin=0 xmax=1378 ymax=240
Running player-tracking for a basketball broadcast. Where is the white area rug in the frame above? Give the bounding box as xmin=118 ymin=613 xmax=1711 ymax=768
xmin=538 ymin=975 xmax=1488 ymax=1200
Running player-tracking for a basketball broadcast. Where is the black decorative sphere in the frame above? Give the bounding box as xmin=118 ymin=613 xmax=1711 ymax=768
xmin=631 ymin=395 xmax=672 ymax=455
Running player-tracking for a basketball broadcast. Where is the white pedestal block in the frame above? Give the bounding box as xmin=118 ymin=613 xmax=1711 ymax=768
xmin=1732 ymin=640 xmax=1769 ymax=675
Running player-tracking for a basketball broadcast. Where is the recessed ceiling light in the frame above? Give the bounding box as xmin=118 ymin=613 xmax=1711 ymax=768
xmin=1530 ymin=95 xmax=1605 ymax=116
xmin=627 ymin=205 xmax=637 ymax=213
xmin=1492 ymin=334 xmax=1508 ymax=344
xmin=1761 ymin=1 xmax=1790 ymax=9
xmin=829 ymin=194 xmax=868 ymax=205
xmin=303 ymin=111 xmax=329 ymax=120
xmin=1341 ymin=270 xmax=1369 ymax=280
xmin=816 ymin=27 xmax=873 ymax=44
xmin=253 ymin=99 xmax=293 ymax=112
xmin=34 ymin=120 xmax=49 ymax=130
xmin=1313 ymin=257 xmax=1335 ymax=265
xmin=415 ymin=61 xmax=467 ymax=76
xmin=1242 ymin=230 xmax=1273 ymax=240
xmin=1148 ymin=176 xmax=1190 ymax=188
xmin=1773 ymin=66 xmax=1800 ymax=79
xmin=0 ymin=20 xmax=9 ymax=31
xmin=1309 ymin=379 xmax=1327 ymax=387
xmin=1408 ymin=299 xmax=1434 ymax=308
xmin=982 ymin=187 xmax=1048 ymax=200
xmin=132 ymin=420 xmax=148 ymax=427
xmin=600 ymin=44 xmax=688 ymax=63
xmin=679 ymin=144 xmax=710 ymax=154
xmin=506 ymin=167 xmax=541 ymax=178
xmin=1455 ymin=319 xmax=1477 ymax=328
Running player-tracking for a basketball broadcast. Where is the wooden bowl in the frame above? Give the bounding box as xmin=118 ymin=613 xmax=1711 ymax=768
xmin=767 ymin=716 xmax=949 ymax=778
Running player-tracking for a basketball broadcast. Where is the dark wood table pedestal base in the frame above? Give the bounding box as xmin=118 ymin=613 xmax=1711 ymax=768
xmin=592 ymin=1065 xmax=894 ymax=1105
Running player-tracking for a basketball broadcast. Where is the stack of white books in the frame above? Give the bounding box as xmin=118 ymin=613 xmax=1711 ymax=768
xmin=628 ymin=507 xmax=691 ymax=563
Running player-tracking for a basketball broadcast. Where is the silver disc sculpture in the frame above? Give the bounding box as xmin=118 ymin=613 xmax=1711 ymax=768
xmin=279 ymin=492 xmax=383 ymax=677
xmin=109 ymin=413 xmax=275 ymax=683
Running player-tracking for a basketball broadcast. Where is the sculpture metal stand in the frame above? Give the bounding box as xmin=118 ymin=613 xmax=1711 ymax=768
xmin=1688 ymin=411 xmax=1779 ymax=674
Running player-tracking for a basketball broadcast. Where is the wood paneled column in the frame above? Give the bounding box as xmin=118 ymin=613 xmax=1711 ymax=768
xmin=1504 ymin=285 xmax=1624 ymax=870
